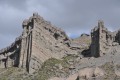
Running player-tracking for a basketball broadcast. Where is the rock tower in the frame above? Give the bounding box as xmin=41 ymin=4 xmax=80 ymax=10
xmin=0 ymin=13 xmax=72 ymax=73
xmin=91 ymin=20 xmax=120 ymax=57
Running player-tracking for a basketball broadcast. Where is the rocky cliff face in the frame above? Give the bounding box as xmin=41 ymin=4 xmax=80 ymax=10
xmin=91 ymin=20 xmax=120 ymax=57
xmin=0 ymin=13 xmax=77 ymax=74
xmin=20 ymin=13 xmax=76 ymax=73
xmin=0 ymin=36 xmax=21 ymax=68
xmin=1 ymin=13 xmax=120 ymax=80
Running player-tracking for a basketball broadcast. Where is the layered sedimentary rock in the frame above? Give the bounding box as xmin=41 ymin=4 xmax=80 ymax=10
xmin=0 ymin=13 xmax=76 ymax=73
xmin=19 ymin=13 xmax=74 ymax=73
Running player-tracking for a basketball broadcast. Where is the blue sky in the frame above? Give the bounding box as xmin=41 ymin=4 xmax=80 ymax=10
xmin=0 ymin=0 xmax=120 ymax=49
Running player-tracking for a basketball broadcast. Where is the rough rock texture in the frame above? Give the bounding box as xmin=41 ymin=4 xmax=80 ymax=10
xmin=21 ymin=13 xmax=76 ymax=73
xmin=0 ymin=36 xmax=21 ymax=68
xmin=71 ymin=34 xmax=91 ymax=50
xmin=0 ymin=13 xmax=77 ymax=74
xmin=91 ymin=20 xmax=120 ymax=57
xmin=1 ymin=13 xmax=120 ymax=80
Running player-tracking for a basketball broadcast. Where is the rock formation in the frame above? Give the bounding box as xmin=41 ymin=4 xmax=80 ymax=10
xmin=1 ymin=13 xmax=120 ymax=80
xmin=0 ymin=13 xmax=76 ymax=73
xmin=91 ymin=20 xmax=120 ymax=57
xmin=0 ymin=36 xmax=21 ymax=68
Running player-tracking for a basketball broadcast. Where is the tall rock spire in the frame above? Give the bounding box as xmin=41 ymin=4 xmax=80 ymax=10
xmin=98 ymin=20 xmax=104 ymax=28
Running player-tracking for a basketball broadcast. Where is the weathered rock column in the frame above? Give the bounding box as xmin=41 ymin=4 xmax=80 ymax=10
xmin=26 ymin=24 xmax=33 ymax=72
xmin=19 ymin=16 xmax=33 ymax=72
xmin=91 ymin=20 xmax=107 ymax=57
xmin=91 ymin=26 xmax=99 ymax=57
xmin=116 ymin=30 xmax=120 ymax=44
xmin=28 ymin=13 xmax=38 ymax=73
xmin=19 ymin=20 xmax=28 ymax=68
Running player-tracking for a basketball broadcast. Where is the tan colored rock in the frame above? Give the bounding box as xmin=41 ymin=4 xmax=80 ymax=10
xmin=115 ymin=69 xmax=120 ymax=77
xmin=94 ymin=67 xmax=105 ymax=77
xmin=91 ymin=20 xmax=120 ymax=58
xmin=78 ymin=68 xmax=94 ymax=79
xmin=0 ymin=13 xmax=76 ymax=74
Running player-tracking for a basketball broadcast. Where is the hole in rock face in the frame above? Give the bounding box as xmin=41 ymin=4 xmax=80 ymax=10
xmin=103 ymin=53 xmax=105 ymax=55
xmin=54 ymin=33 xmax=60 ymax=40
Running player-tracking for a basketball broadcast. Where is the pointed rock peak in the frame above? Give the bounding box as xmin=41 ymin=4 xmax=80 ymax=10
xmin=33 ymin=12 xmax=38 ymax=16
xmin=32 ymin=12 xmax=43 ymax=20
xmin=33 ymin=12 xmax=39 ymax=18
xmin=98 ymin=20 xmax=104 ymax=28
xmin=22 ymin=13 xmax=44 ymax=28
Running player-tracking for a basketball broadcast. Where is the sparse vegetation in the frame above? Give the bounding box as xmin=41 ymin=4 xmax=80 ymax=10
xmin=0 ymin=67 xmax=33 ymax=80
xmin=0 ymin=54 xmax=79 ymax=80
xmin=100 ymin=62 xmax=117 ymax=80
xmin=35 ymin=54 xmax=79 ymax=80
